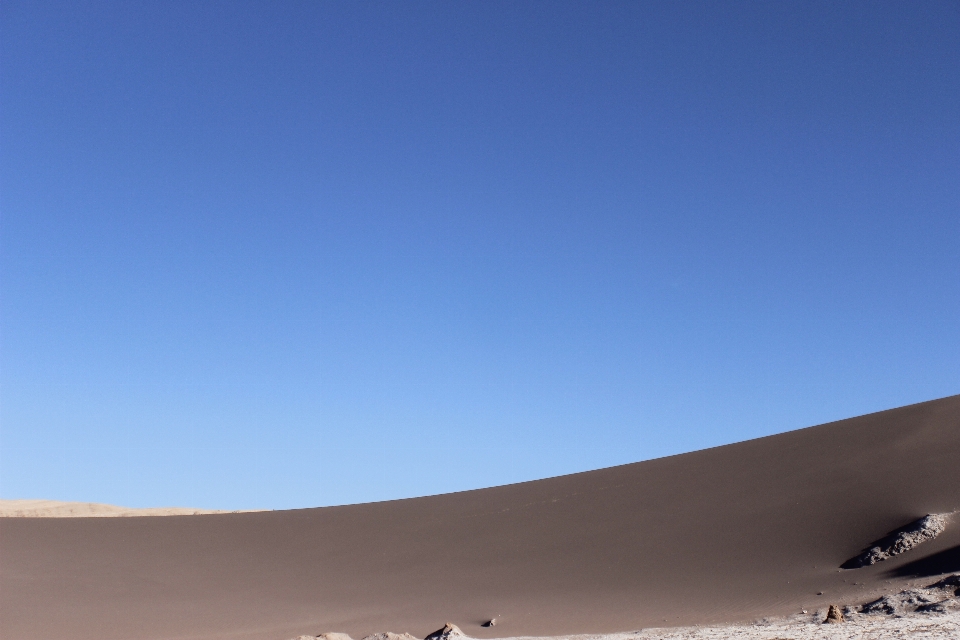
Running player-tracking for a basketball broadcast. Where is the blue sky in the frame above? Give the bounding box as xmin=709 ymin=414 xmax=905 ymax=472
xmin=2 ymin=1 xmax=958 ymax=510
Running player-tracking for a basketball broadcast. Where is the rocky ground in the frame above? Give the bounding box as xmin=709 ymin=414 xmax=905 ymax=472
xmin=292 ymin=575 xmax=960 ymax=640
xmin=569 ymin=607 xmax=959 ymax=639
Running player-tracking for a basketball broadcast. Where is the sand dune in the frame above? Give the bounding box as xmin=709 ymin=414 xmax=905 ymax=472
xmin=2 ymin=395 xmax=959 ymax=640
xmin=0 ymin=499 xmax=251 ymax=517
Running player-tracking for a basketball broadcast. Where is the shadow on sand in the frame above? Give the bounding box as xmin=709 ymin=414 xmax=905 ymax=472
xmin=888 ymin=545 xmax=960 ymax=578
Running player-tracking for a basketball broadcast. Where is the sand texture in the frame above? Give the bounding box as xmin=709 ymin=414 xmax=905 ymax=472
xmin=2 ymin=394 xmax=959 ymax=640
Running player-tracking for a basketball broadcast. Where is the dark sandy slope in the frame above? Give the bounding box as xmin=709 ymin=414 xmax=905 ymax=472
xmin=3 ymin=395 xmax=959 ymax=640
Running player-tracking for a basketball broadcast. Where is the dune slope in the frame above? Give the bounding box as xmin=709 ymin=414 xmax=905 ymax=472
xmin=2 ymin=395 xmax=959 ymax=640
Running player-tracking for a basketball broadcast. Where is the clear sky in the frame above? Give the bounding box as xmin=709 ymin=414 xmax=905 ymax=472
xmin=1 ymin=1 xmax=958 ymax=510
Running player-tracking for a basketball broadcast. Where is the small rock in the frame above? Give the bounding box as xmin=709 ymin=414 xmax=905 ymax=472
xmin=824 ymin=604 xmax=844 ymax=624
xmin=862 ymin=595 xmax=901 ymax=615
xmin=481 ymin=618 xmax=496 ymax=628
xmin=929 ymin=573 xmax=960 ymax=596
xmin=424 ymin=624 xmax=464 ymax=640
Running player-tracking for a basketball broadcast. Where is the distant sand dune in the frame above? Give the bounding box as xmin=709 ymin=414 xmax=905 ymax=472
xmin=2 ymin=394 xmax=959 ymax=640
xmin=0 ymin=499 xmax=254 ymax=517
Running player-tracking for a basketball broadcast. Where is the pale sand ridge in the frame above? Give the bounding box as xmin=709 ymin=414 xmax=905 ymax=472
xmin=0 ymin=499 xmax=259 ymax=517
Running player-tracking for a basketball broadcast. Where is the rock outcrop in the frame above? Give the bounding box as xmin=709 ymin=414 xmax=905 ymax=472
xmin=424 ymin=624 xmax=464 ymax=640
xmin=824 ymin=604 xmax=844 ymax=623
xmin=861 ymin=573 xmax=960 ymax=616
xmin=842 ymin=514 xmax=951 ymax=569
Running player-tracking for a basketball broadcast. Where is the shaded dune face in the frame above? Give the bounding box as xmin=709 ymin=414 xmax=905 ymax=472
xmin=2 ymin=395 xmax=959 ymax=640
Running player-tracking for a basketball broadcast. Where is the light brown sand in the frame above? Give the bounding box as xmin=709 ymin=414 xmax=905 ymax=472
xmin=0 ymin=499 xmax=254 ymax=517
xmin=2 ymin=394 xmax=959 ymax=640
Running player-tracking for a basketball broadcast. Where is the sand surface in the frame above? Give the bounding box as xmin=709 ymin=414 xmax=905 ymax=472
xmin=2 ymin=395 xmax=959 ymax=640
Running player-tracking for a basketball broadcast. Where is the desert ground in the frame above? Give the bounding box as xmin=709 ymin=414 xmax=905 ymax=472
xmin=2 ymin=395 xmax=959 ymax=640
xmin=289 ymin=581 xmax=960 ymax=640
xmin=295 ymin=597 xmax=960 ymax=640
